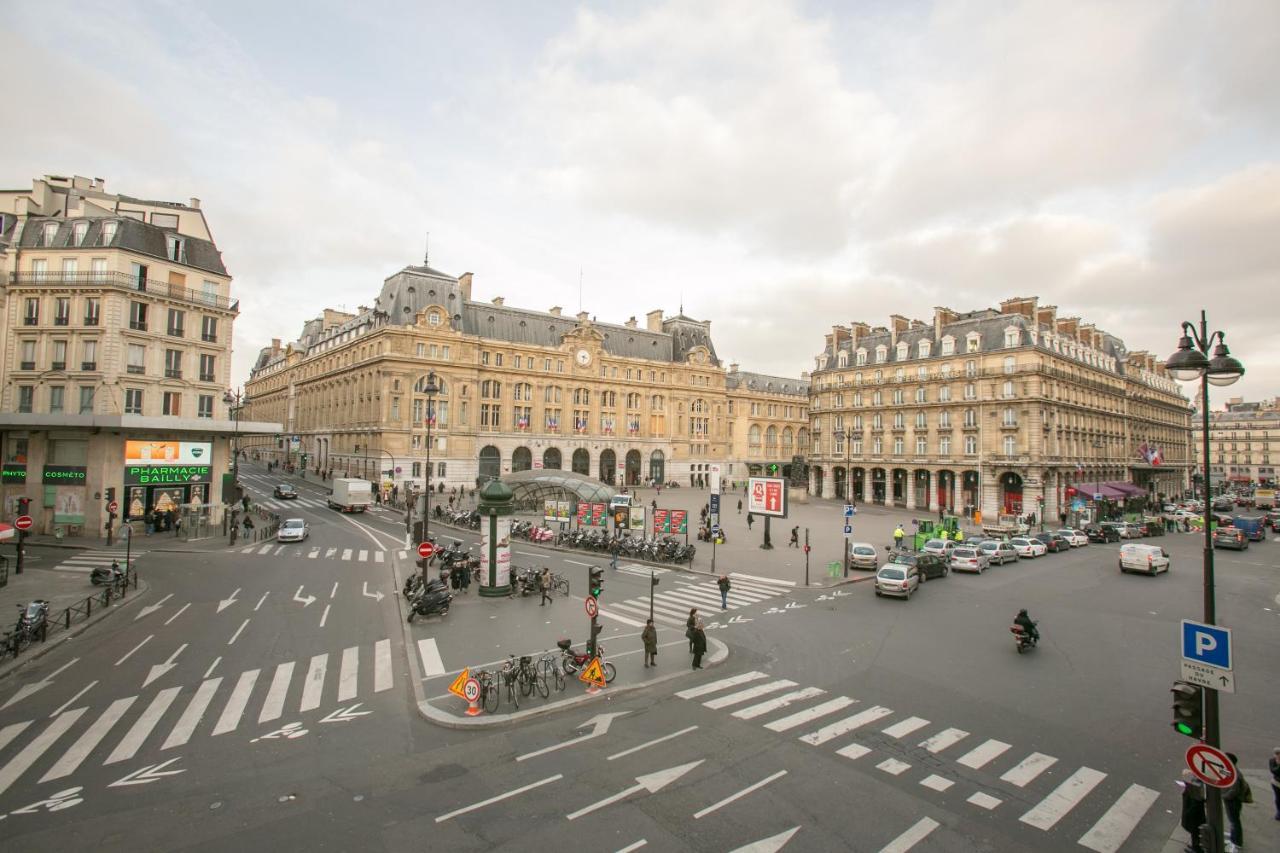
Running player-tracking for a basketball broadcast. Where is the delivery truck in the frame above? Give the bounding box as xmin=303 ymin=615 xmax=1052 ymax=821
xmin=327 ymin=478 xmax=373 ymax=513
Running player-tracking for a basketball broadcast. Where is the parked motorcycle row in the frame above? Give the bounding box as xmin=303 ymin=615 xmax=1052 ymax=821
xmin=509 ymin=520 xmax=555 ymax=542
xmin=555 ymin=529 xmax=697 ymax=565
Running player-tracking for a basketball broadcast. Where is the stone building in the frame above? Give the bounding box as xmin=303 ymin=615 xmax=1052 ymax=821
xmin=1191 ymin=397 xmax=1280 ymax=489
xmin=0 ymin=174 xmax=276 ymax=537
xmin=805 ymin=297 xmax=1191 ymax=523
xmin=242 ymin=261 xmax=808 ymax=495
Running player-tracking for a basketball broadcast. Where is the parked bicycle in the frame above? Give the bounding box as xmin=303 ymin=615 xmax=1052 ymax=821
xmin=516 ymin=654 xmax=549 ymax=699
xmin=474 ymin=668 xmax=500 ymax=714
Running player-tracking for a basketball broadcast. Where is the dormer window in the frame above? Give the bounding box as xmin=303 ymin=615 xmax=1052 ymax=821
xmin=918 ymin=340 xmax=931 ymax=358
xmin=966 ymin=332 xmax=981 ymax=353
xmin=875 ymin=345 xmax=887 ymax=363
xmin=166 ymin=234 xmax=184 ymax=262
xmin=41 ymin=222 xmax=59 ymax=246
xmin=428 ymin=311 xmax=441 ymax=326
xmin=100 ymin=221 xmax=118 ymax=245
xmin=1004 ymin=327 xmax=1020 ymax=348
xmin=837 ymin=351 xmax=849 ymax=367
xmin=855 ymin=348 xmax=867 ymax=366
xmin=72 ymin=221 xmax=89 ymax=246
xmin=940 ymin=336 xmax=955 ymax=356
xmin=896 ymin=342 xmax=909 ymax=361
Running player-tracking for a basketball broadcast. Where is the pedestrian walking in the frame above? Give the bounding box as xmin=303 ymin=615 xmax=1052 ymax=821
xmin=1179 ymin=770 xmax=1206 ymax=853
xmin=737 ymin=499 xmax=743 ymax=515
xmin=173 ymin=514 xmax=183 ymax=537
xmin=789 ymin=526 xmax=799 ymax=548
xmin=641 ymin=619 xmax=658 ymax=668
xmin=893 ymin=524 xmax=905 ymax=550
xmin=610 ymin=541 xmax=620 ymax=571
xmin=144 ymin=510 xmax=154 ymax=536
xmin=691 ymin=617 xmax=707 ymax=670
xmin=746 ymin=512 xmax=754 ymax=530
xmin=686 ymin=608 xmax=698 ymax=652
xmin=1223 ymin=751 xmax=1251 ymax=850
xmin=241 ymin=495 xmax=250 ymax=513
xmin=1269 ymin=746 xmax=1280 ymax=819
xmin=539 ymin=566 xmax=552 ymax=606
xmin=717 ymin=574 xmax=731 ymax=610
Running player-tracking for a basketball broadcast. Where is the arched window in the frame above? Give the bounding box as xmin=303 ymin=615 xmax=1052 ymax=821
xmin=626 ymin=392 xmax=641 ymax=409
xmin=513 ymin=382 xmax=533 ymax=401
xmin=748 ymin=425 xmax=762 ymax=449
xmin=782 ymin=427 xmax=794 ymax=451
xmin=765 ymin=426 xmax=778 ymax=450
xmin=574 ymin=387 xmax=590 ymax=406
xmin=651 ymin=395 xmax=664 ymax=411
xmin=480 ymin=379 xmax=501 ymax=398
xmin=875 ymin=345 xmax=888 ymax=363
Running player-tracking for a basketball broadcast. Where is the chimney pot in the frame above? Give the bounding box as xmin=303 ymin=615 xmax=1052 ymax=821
xmin=492 ymin=296 xmax=504 ymax=306
xmin=549 ymin=306 xmax=562 ymax=316
xmin=189 ymin=197 xmax=201 ymax=209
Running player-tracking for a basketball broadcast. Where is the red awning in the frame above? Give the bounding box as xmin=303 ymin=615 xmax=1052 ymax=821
xmin=0 ymin=523 xmax=13 ymax=541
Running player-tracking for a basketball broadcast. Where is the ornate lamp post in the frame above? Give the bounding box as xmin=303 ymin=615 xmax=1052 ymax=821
xmin=1165 ymin=310 xmax=1244 ymax=853
xmin=420 ymin=372 xmax=439 ymax=581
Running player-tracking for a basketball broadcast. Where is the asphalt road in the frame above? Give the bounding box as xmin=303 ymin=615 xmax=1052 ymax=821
xmin=0 ymin=466 xmax=1275 ymax=853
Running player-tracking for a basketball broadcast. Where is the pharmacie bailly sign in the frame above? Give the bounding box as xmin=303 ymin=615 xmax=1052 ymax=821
xmin=123 ymin=440 xmax=213 ymax=485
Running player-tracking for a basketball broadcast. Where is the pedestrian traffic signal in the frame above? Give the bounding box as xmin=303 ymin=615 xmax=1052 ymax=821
xmin=105 ymin=487 xmax=116 ymax=502
xmin=589 ymin=567 xmax=604 ymax=598
xmin=1170 ymin=681 xmax=1203 ymax=738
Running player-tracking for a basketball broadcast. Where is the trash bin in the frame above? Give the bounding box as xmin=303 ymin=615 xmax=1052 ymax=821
xmin=54 ymin=526 xmax=66 ymax=543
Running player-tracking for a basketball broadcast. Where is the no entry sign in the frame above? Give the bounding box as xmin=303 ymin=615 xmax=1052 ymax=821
xmin=1185 ymin=743 xmax=1237 ymax=789
xmin=14 ymin=515 xmax=33 ymax=531
xmin=418 ymin=542 xmax=436 ymax=559
xmin=108 ymin=500 xmax=119 ymax=514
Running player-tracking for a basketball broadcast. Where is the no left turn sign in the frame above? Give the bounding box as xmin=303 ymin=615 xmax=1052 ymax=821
xmin=1185 ymin=743 xmax=1237 ymax=789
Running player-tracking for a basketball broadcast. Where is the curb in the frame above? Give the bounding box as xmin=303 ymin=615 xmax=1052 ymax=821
xmin=0 ymin=579 xmax=152 ymax=682
xmin=388 ymin=545 xmax=731 ymax=729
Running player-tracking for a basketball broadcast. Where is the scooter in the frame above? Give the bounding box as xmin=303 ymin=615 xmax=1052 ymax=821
xmin=1010 ymin=622 xmax=1039 ymax=653
xmin=14 ymin=600 xmax=50 ymax=645
xmin=407 ymin=587 xmax=452 ymax=622
xmin=90 ymin=563 xmax=126 ymax=586
xmin=556 ymin=638 xmax=617 ymax=682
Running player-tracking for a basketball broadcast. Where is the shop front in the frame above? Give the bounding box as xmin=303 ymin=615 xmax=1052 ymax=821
xmin=122 ymin=440 xmax=213 ymax=524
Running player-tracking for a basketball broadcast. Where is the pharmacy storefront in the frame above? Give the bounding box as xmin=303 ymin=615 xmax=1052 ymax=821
xmin=122 ymin=440 xmax=213 ymax=520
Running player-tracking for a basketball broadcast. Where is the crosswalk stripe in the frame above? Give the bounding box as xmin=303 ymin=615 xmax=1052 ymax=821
xmin=259 ymin=662 xmax=295 ymax=723
xmin=1077 ymin=783 xmax=1160 ymax=853
xmin=257 ymin=544 xmax=272 ymax=555
xmin=878 ymin=758 xmax=912 ymax=776
xmin=882 ymin=716 xmax=930 ymax=739
xmin=719 ymin=586 xmax=776 ymax=602
xmin=240 ymin=545 xmax=257 ymax=554
xmin=325 ymin=548 xmax=337 ymax=559
xmin=609 ymin=602 xmax=677 ymax=624
xmin=704 ymin=679 xmax=798 ymax=710
xmin=299 ymin=655 xmax=327 ymax=712
xmin=800 ymin=706 xmax=893 ymax=745
xmin=919 ymin=727 xmax=969 ymax=754
xmin=308 ymin=549 xmax=320 ymax=559
xmin=879 ymin=816 xmax=938 ymax=853
xmin=676 ymin=671 xmax=767 ymax=699
xmin=104 ymin=687 xmax=182 ymax=765
xmin=634 ymin=598 xmax=691 ymax=619
xmin=598 ymin=608 xmax=646 ymax=627
xmin=729 ymin=572 xmax=796 ymax=587
xmin=764 ymin=696 xmax=857 ymax=732
xmin=0 ymin=721 xmax=33 ymax=753
xmin=731 ymin=687 xmax=826 ymax=720
xmin=212 ymin=669 xmax=260 ymax=736
xmin=956 ymin=738 xmax=1011 ymax=769
xmin=162 ymin=677 xmax=223 ymax=749
xmin=358 ymin=550 xmax=369 ymax=562
xmin=338 ymin=647 xmax=359 ymax=702
xmin=374 ymin=639 xmax=393 ymax=692
xmin=1000 ymin=752 xmax=1058 ymax=787
xmin=836 ymin=742 xmax=871 ymax=761
xmin=1019 ymin=766 xmax=1106 ymax=830
xmin=41 ymin=697 xmax=137 ymax=782
xmin=0 ymin=709 xmax=85 ymax=796
xmin=341 ymin=549 xmax=353 ymax=561
xmin=656 ymin=589 xmax=725 ymax=609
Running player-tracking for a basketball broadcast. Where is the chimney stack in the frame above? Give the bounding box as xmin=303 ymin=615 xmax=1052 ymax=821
xmin=549 ymin=306 xmax=562 ymax=316
xmin=458 ymin=272 xmax=473 ymax=301
xmin=646 ymin=309 xmax=664 ymax=332
xmin=189 ymin=197 xmax=201 ymax=209
xmin=492 ymin=296 xmax=505 ymax=306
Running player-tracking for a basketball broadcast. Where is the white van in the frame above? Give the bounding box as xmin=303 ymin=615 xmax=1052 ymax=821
xmin=1118 ymin=543 xmax=1169 ymax=576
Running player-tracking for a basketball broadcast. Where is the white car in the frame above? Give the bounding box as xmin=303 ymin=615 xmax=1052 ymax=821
xmin=1056 ymin=528 xmax=1088 ymax=547
xmin=921 ymin=538 xmax=958 ymax=558
xmin=277 ymin=518 xmax=309 ymax=543
xmin=875 ymin=564 xmax=919 ymax=599
xmin=848 ymin=542 xmax=879 ymax=570
xmin=1009 ymin=537 xmax=1047 ymax=558
xmin=1119 ymin=543 xmax=1169 ymax=576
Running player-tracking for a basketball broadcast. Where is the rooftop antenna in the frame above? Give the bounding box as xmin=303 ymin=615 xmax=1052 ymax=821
xmin=679 ymin=291 xmax=684 ymax=317
xmin=423 ymin=232 xmax=430 ymax=266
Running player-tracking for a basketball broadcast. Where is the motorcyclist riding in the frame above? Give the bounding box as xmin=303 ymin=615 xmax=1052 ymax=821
xmin=1013 ymin=608 xmax=1039 ymax=643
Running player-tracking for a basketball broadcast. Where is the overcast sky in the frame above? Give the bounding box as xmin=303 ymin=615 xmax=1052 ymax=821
xmin=3 ymin=1 xmax=1277 ymax=403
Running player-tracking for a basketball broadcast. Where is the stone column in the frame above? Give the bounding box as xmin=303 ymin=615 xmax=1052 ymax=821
xmin=927 ymin=470 xmax=940 ymax=512
xmin=808 ymin=465 xmax=817 ymax=497
xmin=862 ymin=473 xmax=873 ymax=504
xmin=905 ymin=474 xmax=916 ymax=510
xmin=821 ymin=466 xmax=835 ymax=499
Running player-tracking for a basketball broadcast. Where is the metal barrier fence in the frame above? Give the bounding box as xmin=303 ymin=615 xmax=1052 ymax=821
xmin=2 ymin=570 xmax=140 ymax=659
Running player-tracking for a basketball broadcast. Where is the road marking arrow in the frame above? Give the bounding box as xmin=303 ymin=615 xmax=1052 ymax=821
xmin=727 ymin=826 xmax=800 ymax=853
xmin=517 ymin=712 xmax=630 ymax=762
xmin=293 ymin=586 xmax=316 ymax=607
xmin=134 ymin=593 xmax=174 ymax=621
xmin=108 ymin=757 xmax=187 ymax=787
xmin=361 ymin=582 xmax=384 ymax=602
xmin=318 ymin=703 xmax=373 ymax=723
xmin=1 ymin=658 xmax=78 ymax=710
xmin=143 ymin=644 xmax=188 ymax=687
xmin=566 ymin=759 xmax=703 ymax=820
xmin=217 ymin=588 xmax=241 ymax=613
xmin=728 ymin=615 xmax=754 ymax=624
xmin=784 ymin=601 xmax=806 ymax=609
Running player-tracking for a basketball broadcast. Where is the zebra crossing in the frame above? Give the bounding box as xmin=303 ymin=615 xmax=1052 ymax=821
xmin=234 ymin=542 xmax=404 ymax=563
xmin=600 ymin=572 xmax=793 ymax=628
xmin=0 ymin=639 xmax=394 ymax=798
xmin=676 ymin=671 xmax=1159 ymax=853
xmin=52 ymin=549 xmax=145 ymax=574
xmin=257 ymin=496 xmax=329 ymax=511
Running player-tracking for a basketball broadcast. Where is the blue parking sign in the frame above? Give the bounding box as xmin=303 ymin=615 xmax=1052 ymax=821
xmin=1181 ymin=620 xmax=1232 ymax=670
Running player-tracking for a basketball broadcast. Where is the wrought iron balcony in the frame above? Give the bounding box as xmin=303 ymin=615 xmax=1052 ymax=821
xmin=9 ymin=271 xmax=239 ymax=313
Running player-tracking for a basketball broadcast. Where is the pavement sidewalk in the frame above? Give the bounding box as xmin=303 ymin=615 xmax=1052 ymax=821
xmin=1157 ymin=768 xmax=1276 ymax=853
xmin=389 ymin=553 xmax=728 ymax=729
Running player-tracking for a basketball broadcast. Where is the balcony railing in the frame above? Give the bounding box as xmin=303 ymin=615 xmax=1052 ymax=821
xmin=9 ymin=271 xmax=239 ymax=313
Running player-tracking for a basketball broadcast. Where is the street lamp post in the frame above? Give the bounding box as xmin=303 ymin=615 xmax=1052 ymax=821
xmin=223 ymin=389 xmax=243 ymax=541
xmin=421 ymin=372 xmax=439 ymax=583
xmin=1165 ymin=310 xmax=1245 ymax=853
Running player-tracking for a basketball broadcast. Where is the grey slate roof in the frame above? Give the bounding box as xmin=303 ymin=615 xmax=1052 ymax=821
xmin=726 ymin=370 xmax=809 ymax=396
xmin=12 ymin=215 xmax=228 ymax=276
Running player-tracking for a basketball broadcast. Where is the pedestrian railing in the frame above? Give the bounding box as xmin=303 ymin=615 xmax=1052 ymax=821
xmin=2 ymin=570 xmax=140 ymax=659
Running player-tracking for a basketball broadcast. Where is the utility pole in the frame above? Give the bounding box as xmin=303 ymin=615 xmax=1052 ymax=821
xmin=804 ymin=528 xmax=810 ymax=586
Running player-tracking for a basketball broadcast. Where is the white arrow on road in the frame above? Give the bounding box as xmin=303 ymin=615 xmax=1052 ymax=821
xmin=293 ymin=586 xmax=316 ymax=607
xmin=319 ymin=703 xmax=373 ymax=724
xmin=2 ymin=658 xmax=78 ymax=710
xmin=728 ymin=826 xmax=800 ymax=853
xmin=108 ymin=757 xmax=187 ymax=787
xmin=134 ymin=593 xmax=174 ymax=621
xmin=784 ymin=601 xmax=806 ymax=610
xmin=728 ymin=615 xmax=753 ymax=624
xmin=361 ymin=582 xmax=384 ymax=602
xmin=517 ymin=712 xmax=630 ymax=762
xmin=143 ymin=644 xmax=187 ymax=687
xmin=566 ymin=759 xmax=703 ymax=820
xmin=217 ymin=588 xmax=241 ymax=613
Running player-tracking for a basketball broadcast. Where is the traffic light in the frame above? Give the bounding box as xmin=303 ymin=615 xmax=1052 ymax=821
xmin=1171 ymin=681 xmax=1203 ymax=738
xmin=17 ymin=497 xmax=30 ymax=514
xmin=589 ymin=567 xmax=604 ymax=598
xmin=105 ymin=487 xmax=116 ymax=502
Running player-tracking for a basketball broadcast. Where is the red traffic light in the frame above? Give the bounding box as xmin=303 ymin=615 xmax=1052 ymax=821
xmin=803 ymin=544 xmax=811 ymax=553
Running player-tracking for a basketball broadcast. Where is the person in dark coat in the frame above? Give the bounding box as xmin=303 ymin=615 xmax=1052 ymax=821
xmin=1179 ymin=770 xmax=1206 ymax=853
xmin=746 ymin=512 xmax=754 ymax=530
xmin=641 ymin=619 xmax=658 ymax=667
xmin=1269 ymin=745 xmax=1280 ymax=819
xmin=717 ymin=575 xmax=731 ymax=610
xmin=1222 ymin=752 xmax=1245 ymax=849
xmin=691 ymin=617 xmax=707 ymax=669
xmin=686 ymin=608 xmax=698 ymax=652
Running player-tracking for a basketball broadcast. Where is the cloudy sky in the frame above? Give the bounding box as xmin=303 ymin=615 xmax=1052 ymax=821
xmin=3 ymin=0 xmax=1277 ymax=401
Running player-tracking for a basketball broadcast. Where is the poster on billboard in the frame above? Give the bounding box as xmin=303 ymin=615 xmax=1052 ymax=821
xmin=544 ymin=499 xmax=559 ymax=522
xmin=747 ymin=477 xmax=788 ymax=518
xmin=53 ymin=486 xmax=85 ymax=524
xmin=628 ymin=506 xmax=646 ymax=532
xmin=480 ymin=516 xmax=512 ymax=588
xmin=127 ymin=486 xmax=147 ymax=519
xmin=125 ymin=441 xmax=212 ymax=465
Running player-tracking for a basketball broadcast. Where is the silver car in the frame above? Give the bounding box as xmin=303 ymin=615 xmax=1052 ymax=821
xmin=848 ymin=542 xmax=879 ymax=570
xmin=978 ymin=540 xmax=1019 ymax=565
xmin=949 ymin=547 xmax=991 ymax=573
xmin=875 ymin=564 xmax=919 ymax=599
xmin=277 ymin=517 xmax=309 ymax=543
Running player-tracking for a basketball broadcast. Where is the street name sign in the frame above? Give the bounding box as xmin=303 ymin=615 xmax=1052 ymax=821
xmin=1185 ymin=743 xmax=1237 ymax=789
xmin=1180 ymin=659 xmax=1236 ymax=694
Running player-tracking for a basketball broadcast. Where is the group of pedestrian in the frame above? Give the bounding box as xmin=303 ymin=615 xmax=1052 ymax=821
xmin=1179 ymin=747 xmax=1267 ymax=853
xmin=684 ymin=608 xmax=706 ymax=669
xmin=143 ymin=509 xmax=180 ymax=535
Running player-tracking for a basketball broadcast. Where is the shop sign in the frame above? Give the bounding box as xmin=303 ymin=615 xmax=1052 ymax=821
xmin=124 ymin=464 xmax=212 ymax=485
xmin=124 ymin=440 xmax=212 ymax=466
xmin=42 ymin=465 xmax=87 ymax=484
xmin=1 ymin=464 xmax=27 ymax=484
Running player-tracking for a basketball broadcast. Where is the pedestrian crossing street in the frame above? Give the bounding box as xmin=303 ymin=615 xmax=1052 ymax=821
xmin=0 ymin=639 xmax=395 ymax=799
xmin=233 ymin=542 xmax=408 ymax=563
xmin=600 ymin=572 xmax=794 ymax=628
xmin=52 ymin=549 xmax=146 ymax=574
xmin=677 ymin=672 xmax=1159 ymax=853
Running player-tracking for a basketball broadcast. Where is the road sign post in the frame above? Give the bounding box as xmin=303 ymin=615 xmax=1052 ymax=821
xmin=804 ymin=528 xmax=810 ymax=586
xmin=14 ymin=513 xmax=32 ymax=575
xmin=1180 ymin=620 xmax=1235 ymax=693
xmin=1185 ymin=743 xmax=1237 ymax=789
xmin=462 ymin=678 xmax=482 ymax=716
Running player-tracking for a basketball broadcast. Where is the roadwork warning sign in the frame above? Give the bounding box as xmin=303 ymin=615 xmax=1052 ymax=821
xmin=578 ymin=657 xmax=607 ymax=687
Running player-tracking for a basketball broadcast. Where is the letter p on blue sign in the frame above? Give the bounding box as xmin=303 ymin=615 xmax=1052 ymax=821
xmin=1181 ymin=620 xmax=1232 ymax=670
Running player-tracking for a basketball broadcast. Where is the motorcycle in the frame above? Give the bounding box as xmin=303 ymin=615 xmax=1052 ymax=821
xmin=14 ymin=600 xmax=50 ymax=646
xmin=407 ymin=587 xmax=452 ymax=622
xmin=403 ymin=573 xmax=448 ymax=600
xmin=1010 ymin=622 xmax=1039 ymax=654
xmin=90 ymin=563 xmax=126 ymax=586
xmin=556 ymin=638 xmax=617 ymax=683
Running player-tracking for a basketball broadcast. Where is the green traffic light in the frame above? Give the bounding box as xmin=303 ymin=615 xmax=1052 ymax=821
xmin=1173 ymin=722 xmax=1196 ymax=736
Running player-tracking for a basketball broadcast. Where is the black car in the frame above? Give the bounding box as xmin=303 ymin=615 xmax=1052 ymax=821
xmin=1084 ymin=523 xmax=1121 ymax=543
xmin=1034 ymin=531 xmax=1070 ymax=552
xmin=273 ymin=484 xmax=298 ymax=499
xmin=888 ymin=551 xmax=949 ymax=581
